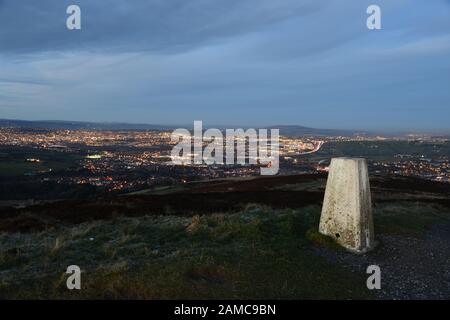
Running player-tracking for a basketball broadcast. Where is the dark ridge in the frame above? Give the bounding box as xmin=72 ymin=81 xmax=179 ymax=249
xmin=0 ymin=174 xmax=447 ymax=233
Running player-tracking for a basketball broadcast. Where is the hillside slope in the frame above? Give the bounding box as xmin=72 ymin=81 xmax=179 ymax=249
xmin=0 ymin=174 xmax=449 ymax=299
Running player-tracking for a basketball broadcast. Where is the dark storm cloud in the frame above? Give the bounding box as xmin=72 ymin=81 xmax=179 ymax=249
xmin=1 ymin=0 xmax=449 ymax=130
xmin=0 ymin=0 xmax=319 ymax=54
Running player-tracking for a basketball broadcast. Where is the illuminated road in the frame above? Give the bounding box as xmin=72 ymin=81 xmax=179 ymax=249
xmin=298 ymin=141 xmax=324 ymax=155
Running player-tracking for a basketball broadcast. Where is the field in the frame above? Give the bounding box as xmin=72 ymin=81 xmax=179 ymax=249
xmin=0 ymin=174 xmax=449 ymax=299
xmin=0 ymin=147 xmax=82 ymax=177
xmin=0 ymin=205 xmax=374 ymax=299
xmin=313 ymin=140 xmax=450 ymax=161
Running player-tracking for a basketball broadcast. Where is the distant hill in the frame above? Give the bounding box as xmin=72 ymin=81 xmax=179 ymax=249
xmin=269 ymin=125 xmax=362 ymax=137
xmin=0 ymin=119 xmax=365 ymax=137
xmin=1 ymin=119 xmax=448 ymax=137
xmin=0 ymin=119 xmax=175 ymax=131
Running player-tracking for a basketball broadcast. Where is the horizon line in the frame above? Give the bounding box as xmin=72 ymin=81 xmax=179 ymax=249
xmin=1 ymin=118 xmax=449 ymax=134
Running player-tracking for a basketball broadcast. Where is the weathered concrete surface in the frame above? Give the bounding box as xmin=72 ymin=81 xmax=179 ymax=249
xmin=319 ymin=158 xmax=375 ymax=253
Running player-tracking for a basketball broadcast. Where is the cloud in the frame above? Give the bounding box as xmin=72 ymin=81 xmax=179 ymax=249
xmin=0 ymin=0 xmax=320 ymax=55
xmin=0 ymin=0 xmax=449 ymax=130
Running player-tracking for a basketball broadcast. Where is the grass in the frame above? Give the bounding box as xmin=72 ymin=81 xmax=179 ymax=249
xmin=0 ymin=156 xmax=81 ymax=177
xmin=0 ymin=205 xmax=373 ymax=299
xmin=271 ymin=180 xmax=326 ymax=192
xmin=1 ymin=198 xmax=448 ymax=299
xmin=305 ymin=229 xmax=344 ymax=251
xmin=374 ymin=201 xmax=449 ymax=237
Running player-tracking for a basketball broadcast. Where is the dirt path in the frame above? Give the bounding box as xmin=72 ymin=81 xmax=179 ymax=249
xmin=312 ymin=223 xmax=450 ymax=299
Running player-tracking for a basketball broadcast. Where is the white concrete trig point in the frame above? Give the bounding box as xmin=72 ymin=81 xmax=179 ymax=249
xmin=319 ymin=157 xmax=375 ymax=253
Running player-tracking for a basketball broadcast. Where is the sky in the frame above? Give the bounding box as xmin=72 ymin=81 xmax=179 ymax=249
xmin=0 ymin=0 xmax=449 ymax=130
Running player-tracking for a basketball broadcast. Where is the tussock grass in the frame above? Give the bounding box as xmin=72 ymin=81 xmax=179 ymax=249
xmin=305 ymin=229 xmax=343 ymax=251
xmin=374 ymin=202 xmax=450 ymax=237
xmin=1 ymin=200 xmax=447 ymax=299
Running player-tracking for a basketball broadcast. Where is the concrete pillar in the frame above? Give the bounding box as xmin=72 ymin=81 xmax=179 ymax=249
xmin=319 ymin=157 xmax=375 ymax=253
